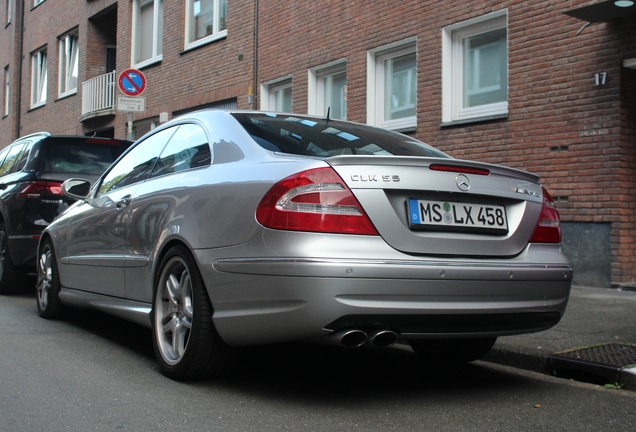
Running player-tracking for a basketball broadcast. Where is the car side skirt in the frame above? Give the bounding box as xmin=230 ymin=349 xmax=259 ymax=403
xmin=58 ymin=288 xmax=152 ymax=328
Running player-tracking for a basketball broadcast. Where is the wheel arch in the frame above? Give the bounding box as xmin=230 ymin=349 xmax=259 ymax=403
xmin=37 ymin=230 xmax=71 ymax=289
xmin=152 ymin=239 xmax=205 ymax=292
xmin=38 ymin=231 xmax=52 ymax=253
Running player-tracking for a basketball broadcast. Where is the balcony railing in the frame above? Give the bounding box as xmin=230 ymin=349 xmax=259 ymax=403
xmin=81 ymin=71 xmax=117 ymax=119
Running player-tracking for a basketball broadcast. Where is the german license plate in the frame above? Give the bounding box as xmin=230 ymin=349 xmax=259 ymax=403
xmin=408 ymin=198 xmax=508 ymax=234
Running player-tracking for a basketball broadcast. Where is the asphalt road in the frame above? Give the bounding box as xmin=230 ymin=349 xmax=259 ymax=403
xmin=1 ymin=289 xmax=635 ymax=431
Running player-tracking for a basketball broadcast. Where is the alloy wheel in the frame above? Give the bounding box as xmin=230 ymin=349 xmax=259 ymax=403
xmin=37 ymin=246 xmax=53 ymax=310
xmin=155 ymin=257 xmax=194 ymax=366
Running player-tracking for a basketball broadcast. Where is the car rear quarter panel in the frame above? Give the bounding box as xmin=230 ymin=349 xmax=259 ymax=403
xmin=123 ymin=155 xmax=329 ymax=302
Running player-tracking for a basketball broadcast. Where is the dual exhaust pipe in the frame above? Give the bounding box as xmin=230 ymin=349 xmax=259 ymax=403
xmin=329 ymin=329 xmax=399 ymax=348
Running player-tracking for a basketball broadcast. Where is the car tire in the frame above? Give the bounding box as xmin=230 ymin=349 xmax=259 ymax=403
xmin=0 ymin=222 xmax=27 ymax=295
xmin=152 ymin=245 xmax=236 ymax=380
xmin=408 ymin=337 xmax=497 ymax=365
xmin=36 ymin=239 xmax=65 ymax=318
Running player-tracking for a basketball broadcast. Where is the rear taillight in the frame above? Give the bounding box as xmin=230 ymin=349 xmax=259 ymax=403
xmin=529 ymin=187 xmax=561 ymax=243
xmin=256 ymin=167 xmax=379 ymax=235
xmin=19 ymin=181 xmax=64 ymax=198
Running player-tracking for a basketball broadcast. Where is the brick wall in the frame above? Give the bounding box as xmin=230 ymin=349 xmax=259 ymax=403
xmin=256 ymin=0 xmax=635 ymax=284
xmin=2 ymin=0 xmax=634 ymax=284
xmin=0 ymin=0 xmax=21 ymax=144
xmin=119 ymin=0 xmax=255 ymax=127
xmin=616 ymin=61 xmax=636 ymax=283
xmin=11 ymin=0 xmax=255 ymax=141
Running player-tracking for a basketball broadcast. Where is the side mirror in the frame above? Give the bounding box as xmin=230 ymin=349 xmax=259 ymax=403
xmin=62 ymin=178 xmax=92 ymax=200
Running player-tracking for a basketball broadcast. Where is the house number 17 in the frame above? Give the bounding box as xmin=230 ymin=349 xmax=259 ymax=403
xmin=595 ymin=72 xmax=607 ymax=86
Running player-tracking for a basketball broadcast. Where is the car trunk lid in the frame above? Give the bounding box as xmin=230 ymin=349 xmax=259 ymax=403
xmin=328 ymin=155 xmax=543 ymax=258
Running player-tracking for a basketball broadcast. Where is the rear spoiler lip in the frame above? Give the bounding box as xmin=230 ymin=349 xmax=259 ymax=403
xmin=326 ymin=155 xmax=541 ymax=184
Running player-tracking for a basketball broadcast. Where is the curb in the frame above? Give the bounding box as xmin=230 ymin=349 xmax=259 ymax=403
xmin=483 ymin=345 xmax=636 ymax=392
xmin=483 ymin=346 xmax=546 ymax=373
xmin=620 ymin=366 xmax=636 ymax=390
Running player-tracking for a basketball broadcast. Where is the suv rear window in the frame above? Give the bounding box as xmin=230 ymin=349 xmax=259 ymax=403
xmin=231 ymin=113 xmax=450 ymax=158
xmin=46 ymin=143 xmax=125 ymax=175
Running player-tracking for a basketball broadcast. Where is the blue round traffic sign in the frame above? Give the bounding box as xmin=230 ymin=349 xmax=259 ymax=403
xmin=118 ymin=69 xmax=147 ymax=96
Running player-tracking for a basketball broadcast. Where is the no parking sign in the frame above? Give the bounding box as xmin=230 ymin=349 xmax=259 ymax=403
xmin=118 ymin=69 xmax=146 ymax=96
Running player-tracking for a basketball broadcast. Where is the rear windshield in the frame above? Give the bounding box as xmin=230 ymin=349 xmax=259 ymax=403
xmin=45 ymin=142 xmax=127 ymax=175
xmin=231 ymin=113 xmax=450 ymax=158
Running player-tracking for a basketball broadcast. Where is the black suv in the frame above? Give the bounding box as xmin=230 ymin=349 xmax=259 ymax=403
xmin=0 ymin=132 xmax=132 ymax=294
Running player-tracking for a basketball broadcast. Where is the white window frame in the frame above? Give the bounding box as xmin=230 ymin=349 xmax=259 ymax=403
xmin=184 ymin=0 xmax=228 ymax=51
xmin=308 ymin=60 xmax=347 ymax=120
xmin=58 ymin=31 xmax=79 ymax=98
xmin=366 ymin=37 xmax=417 ymax=131
xmin=442 ymin=10 xmax=508 ymax=124
xmin=3 ymin=66 xmax=9 ymax=117
xmin=6 ymin=0 xmax=13 ymax=25
xmin=31 ymin=48 xmax=47 ymax=108
xmin=260 ymin=77 xmax=292 ymax=112
xmin=34 ymin=0 xmax=44 ymax=7
xmin=132 ymin=0 xmax=163 ymax=69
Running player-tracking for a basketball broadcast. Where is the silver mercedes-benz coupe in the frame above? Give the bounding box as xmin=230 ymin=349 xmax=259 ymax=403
xmin=36 ymin=110 xmax=572 ymax=380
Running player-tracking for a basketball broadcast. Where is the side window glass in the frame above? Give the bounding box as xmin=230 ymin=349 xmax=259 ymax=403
xmin=97 ymin=127 xmax=176 ymax=196
xmin=151 ymin=123 xmax=211 ymax=178
xmin=0 ymin=147 xmax=11 ymax=174
xmin=0 ymin=144 xmax=25 ymax=177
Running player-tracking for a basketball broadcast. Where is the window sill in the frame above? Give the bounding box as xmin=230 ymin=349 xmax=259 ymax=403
xmin=57 ymin=89 xmax=77 ymax=101
xmin=134 ymin=55 xmax=163 ymax=70
xmin=182 ymin=31 xmax=228 ymax=54
xmin=377 ymin=116 xmax=416 ymax=133
xmin=28 ymin=102 xmax=46 ymax=111
xmin=440 ymin=113 xmax=508 ymax=128
xmin=390 ymin=125 xmax=416 ymax=133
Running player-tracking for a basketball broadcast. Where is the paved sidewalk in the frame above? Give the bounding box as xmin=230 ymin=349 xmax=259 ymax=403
xmin=483 ymin=285 xmax=636 ymax=390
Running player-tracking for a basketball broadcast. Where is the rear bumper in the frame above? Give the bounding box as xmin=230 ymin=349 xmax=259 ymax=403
xmin=201 ymin=253 xmax=572 ymax=346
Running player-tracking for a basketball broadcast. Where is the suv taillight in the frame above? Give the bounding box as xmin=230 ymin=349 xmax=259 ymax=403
xmin=19 ymin=181 xmax=64 ymax=198
xmin=529 ymin=187 xmax=561 ymax=243
xmin=256 ymin=167 xmax=379 ymax=235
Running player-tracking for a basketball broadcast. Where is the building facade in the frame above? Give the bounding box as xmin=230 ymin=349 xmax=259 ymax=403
xmin=1 ymin=0 xmax=635 ymax=287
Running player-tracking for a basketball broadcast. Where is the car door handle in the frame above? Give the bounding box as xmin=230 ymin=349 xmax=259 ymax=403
xmin=116 ymin=195 xmax=132 ymax=210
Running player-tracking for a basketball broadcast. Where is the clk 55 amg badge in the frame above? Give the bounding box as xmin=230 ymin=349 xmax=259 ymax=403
xmin=351 ymin=174 xmax=400 ymax=182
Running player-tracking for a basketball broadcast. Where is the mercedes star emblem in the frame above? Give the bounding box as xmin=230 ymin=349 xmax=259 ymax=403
xmin=456 ymin=174 xmax=470 ymax=191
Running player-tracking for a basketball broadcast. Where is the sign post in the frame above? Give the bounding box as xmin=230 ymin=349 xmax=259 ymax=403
xmin=117 ymin=69 xmax=147 ymax=140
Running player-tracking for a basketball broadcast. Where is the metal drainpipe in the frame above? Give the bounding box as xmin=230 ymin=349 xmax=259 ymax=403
xmin=253 ymin=0 xmax=258 ymax=110
xmin=15 ymin=0 xmax=25 ymax=140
